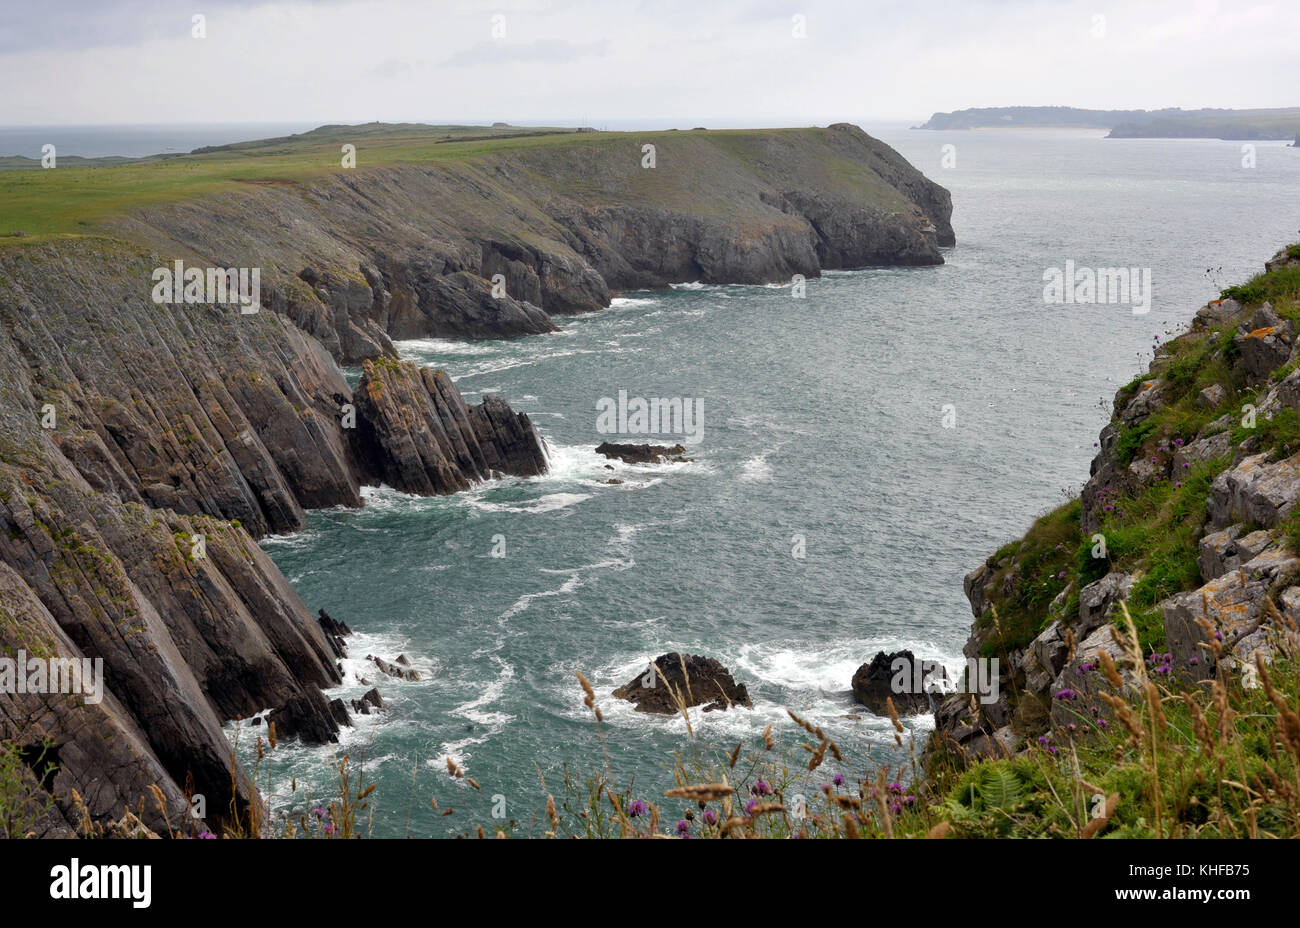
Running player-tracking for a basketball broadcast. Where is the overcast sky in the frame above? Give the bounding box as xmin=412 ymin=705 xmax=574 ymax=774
xmin=2 ymin=0 xmax=1296 ymax=126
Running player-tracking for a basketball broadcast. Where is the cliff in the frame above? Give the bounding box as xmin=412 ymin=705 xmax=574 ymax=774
xmin=0 ymin=240 xmax=547 ymax=835
xmin=934 ymin=244 xmax=1300 ymax=761
xmin=0 ymin=122 xmax=951 ymax=836
xmin=3 ymin=123 xmax=953 ymax=363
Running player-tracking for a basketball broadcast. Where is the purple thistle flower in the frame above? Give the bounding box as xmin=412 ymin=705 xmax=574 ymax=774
xmin=832 ymin=774 xmax=844 ymax=786
xmin=1054 ymin=689 xmax=1077 ymax=701
xmin=702 ymin=810 xmax=717 ymax=826
xmin=675 ymin=820 xmax=690 ymax=836
xmin=752 ymin=779 xmax=771 ymax=796
xmin=745 ymin=800 xmax=757 ymax=816
xmin=629 ymin=800 xmax=647 ymax=818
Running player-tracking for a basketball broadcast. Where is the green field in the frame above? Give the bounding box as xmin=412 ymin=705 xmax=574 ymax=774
xmin=0 ymin=123 xmax=819 ymax=244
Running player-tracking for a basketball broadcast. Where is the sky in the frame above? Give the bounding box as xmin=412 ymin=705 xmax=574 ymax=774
xmin=1 ymin=0 xmax=1296 ymax=126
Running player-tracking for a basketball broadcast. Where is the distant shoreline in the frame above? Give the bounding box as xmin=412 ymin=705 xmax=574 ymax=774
xmin=916 ymin=106 xmax=1300 ymax=141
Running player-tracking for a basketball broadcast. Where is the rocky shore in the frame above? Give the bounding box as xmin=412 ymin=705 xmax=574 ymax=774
xmin=0 ymin=122 xmax=953 ymax=836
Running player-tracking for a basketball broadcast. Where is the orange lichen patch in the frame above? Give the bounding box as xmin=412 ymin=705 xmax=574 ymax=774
xmin=1246 ymin=326 xmax=1279 ymax=338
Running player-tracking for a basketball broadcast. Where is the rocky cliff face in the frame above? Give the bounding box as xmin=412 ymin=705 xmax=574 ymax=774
xmin=106 ymin=124 xmax=953 ymax=363
xmin=933 ymin=246 xmax=1300 ymax=763
xmin=0 ymin=241 xmax=548 ymax=835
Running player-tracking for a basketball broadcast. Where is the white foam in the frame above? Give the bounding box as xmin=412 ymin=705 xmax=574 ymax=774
xmin=466 ymin=491 xmax=592 ymax=515
xmin=499 ymin=573 xmax=585 ymax=620
xmin=739 ymin=454 xmax=774 ymax=482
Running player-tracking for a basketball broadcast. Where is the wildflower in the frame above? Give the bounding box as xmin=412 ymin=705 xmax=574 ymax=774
xmin=832 ymin=774 xmax=844 ymax=787
xmin=312 ymin=806 xmax=325 ymax=819
xmin=1189 ymin=657 xmax=1199 ymax=666
xmin=702 ymin=810 xmax=718 ymax=826
xmin=888 ymin=782 xmax=904 ymax=794
xmin=745 ymin=800 xmax=757 ymax=816
xmin=323 ymin=824 xmax=335 ymax=835
xmin=675 ymin=820 xmax=690 ymax=836
xmin=1054 ymin=689 xmax=1077 ymax=701
xmin=752 ymin=779 xmax=771 ymax=796
xmin=629 ymin=800 xmax=647 ymax=818
xmin=891 ymin=801 xmax=902 ymax=814
xmin=198 ymin=831 xmax=216 ymax=839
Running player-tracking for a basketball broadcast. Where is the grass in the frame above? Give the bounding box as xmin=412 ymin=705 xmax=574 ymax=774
xmin=977 ymin=500 xmax=1083 ymax=655
xmin=0 ymin=123 xmax=872 ymax=241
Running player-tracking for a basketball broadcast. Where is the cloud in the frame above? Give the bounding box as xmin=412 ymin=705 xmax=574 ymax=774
xmin=369 ymin=57 xmax=413 ymax=79
xmin=0 ymin=0 xmax=1297 ymax=125
xmin=441 ymin=38 xmax=610 ymax=67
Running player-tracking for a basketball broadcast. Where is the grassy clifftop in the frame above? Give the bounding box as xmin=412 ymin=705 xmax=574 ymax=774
xmin=0 ymin=122 xmax=949 ymax=244
xmin=0 ymin=121 xmax=954 ymax=357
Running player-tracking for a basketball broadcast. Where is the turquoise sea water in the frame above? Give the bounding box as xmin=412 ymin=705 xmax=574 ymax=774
xmin=250 ymin=127 xmax=1300 ymax=836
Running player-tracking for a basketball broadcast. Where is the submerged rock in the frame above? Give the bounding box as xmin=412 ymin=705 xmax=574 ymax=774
xmin=595 ymin=442 xmax=691 ymax=464
xmin=350 ymin=688 xmax=384 ymax=715
xmin=368 ymin=655 xmax=421 ymax=681
xmin=612 ymin=653 xmax=752 ymax=713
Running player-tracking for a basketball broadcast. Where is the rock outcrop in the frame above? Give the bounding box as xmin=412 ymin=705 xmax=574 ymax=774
xmin=851 ymin=650 xmax=949 ymax=716
xmin=612 ymin=654 xmax=752 ymax=713
xmin=353 ymin=360 xmax=547 ymax=495
xmin=934 ymin=246 xmax=1300 ymax=764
